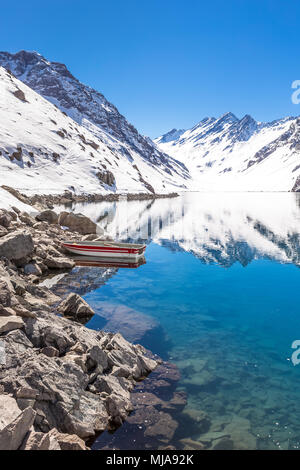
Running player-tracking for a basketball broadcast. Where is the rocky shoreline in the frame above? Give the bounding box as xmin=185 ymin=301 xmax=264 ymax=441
xmin=0 ymin=206 xmax=160 ymax=450
xmin=1 ymin=185 xmax=179 ymax=211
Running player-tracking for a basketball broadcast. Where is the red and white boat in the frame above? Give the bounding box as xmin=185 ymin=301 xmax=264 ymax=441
xmin=62 ymin=240 xmax=146 ymax=260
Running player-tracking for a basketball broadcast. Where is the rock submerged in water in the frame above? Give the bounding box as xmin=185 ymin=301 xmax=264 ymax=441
xmin=90 ymin=301 xmax=159 ymax=344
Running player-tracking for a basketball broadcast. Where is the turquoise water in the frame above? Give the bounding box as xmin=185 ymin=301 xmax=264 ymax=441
xmin=68 ymin=193 xmax=300 ymax=449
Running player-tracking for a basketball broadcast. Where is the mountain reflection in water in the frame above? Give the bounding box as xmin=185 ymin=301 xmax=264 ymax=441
xmin=63 ymin=192 xmax=300 ymax=267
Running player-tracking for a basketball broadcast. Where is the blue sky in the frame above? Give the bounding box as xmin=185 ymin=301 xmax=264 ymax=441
xmin=1 ymin=0 xmax=299 ymax=137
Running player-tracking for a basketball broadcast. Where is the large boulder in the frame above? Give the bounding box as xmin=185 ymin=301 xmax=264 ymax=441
xmin=0 ymin=406 xmax=36 ymax=450
xmin=0 ymin=232 xmax=34 ymax=262
xmin=47 ymin=429 xmax=88 ymax=450
xmin=0 ymin=395 xmax=22 ymax=430
xmin=36 ymin=210 xmax=58 ymax=225
xmin=58 ymin=293 xmax=94 ymax=321
xmin=44 ymin=255 xmax=75 ymax=270
xmin=0 ymin=316 xmax=24 ymax=334
xmin=58 ymin=212 xmax=97 ymax=235
xmin=20 ymin=431 xmax=51 ymax=450
xmin=0 ymin=210 xmax=13 ymax=228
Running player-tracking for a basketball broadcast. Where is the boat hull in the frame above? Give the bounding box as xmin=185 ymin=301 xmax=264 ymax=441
xmin=62 ymin=242 xmax=146 ymax=260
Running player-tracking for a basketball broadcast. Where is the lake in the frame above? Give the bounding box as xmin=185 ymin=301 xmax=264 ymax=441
xmin=56 ymin=192 xmax=300 ymax=450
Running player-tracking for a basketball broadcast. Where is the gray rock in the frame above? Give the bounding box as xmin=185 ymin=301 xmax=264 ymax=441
xmin=144 ymin=409 xmax=178 ymax=441
xmin=0 ymin=407 xmax=36 ymax=450
xmin=44 ymin=255 xmax=75 ymax=269
xmin=24 ymin=263 xmax=42 ymax=276
xmin=91 ymin=301 xmax=158 ymax=343
xmin=0 ymin=316 xmax=24 ymax=334
xmin=16 ymin=387 xmax=38 ymax=399
xmin=0 ymin=295 xmax=158 ymax=443
xmin=0 ymin=210 xmax=13 ymax=228
xmin=127 ymin=405 xmax=178 ymax=442
xmin=0 ymin=226 xmax=8 ymax=238
xmin=211 ymin=437 xmax=234 ymax=450
xmin=0 ymin=306 xmax=16 ymax=317
xmin=19 ymin=212 xmax=36 ymax=227
xmin=0 ymin=276 xmax=14 ymax=308
xmin=58 ymin=212 xmax=97 ymax=235
xmin=36 ymin=210 xmax=58 ymax=224
xmin=47 ymin=429 xmax=88 ymax=450
xmin=179 ymin=438 xmax=206 ymax=450
xmin=20 ymin=431 xmax=51 ymax=450
xmin=17 ymin=398 xmax=36 ymax=410
xmin=41 ymin=346 xmax=59 ymax=358
xmin=0 ymin=231 xmax=34 ymax=262
xmin=58 ymin=293 xmax=94 ymax=320
xmin=0 ymin=395 xmax=21 ymax=431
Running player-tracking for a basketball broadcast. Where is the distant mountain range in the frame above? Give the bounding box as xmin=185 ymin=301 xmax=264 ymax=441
xmin=155 ymin=112 xmax=300 ymax=191
xmin=0 ymin=50 xmax=189 ymax=196
xmin=0 ymin=50 xmax=299 ymax=196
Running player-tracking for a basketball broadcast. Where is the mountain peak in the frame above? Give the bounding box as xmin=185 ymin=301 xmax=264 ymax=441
xmin=0 ymin=51 xmax=190 ymax=194
xmin=154 ymin=128 xmax=186 ymax=145
xmin=219 ymin=111 xmax=238 ymax=122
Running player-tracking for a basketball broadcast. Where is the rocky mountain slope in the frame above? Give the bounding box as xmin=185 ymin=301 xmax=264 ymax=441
xmin=0 ymin=51 xmax=189 ymax=196
xmin=155 ymin=112 xmax=300 ymax=191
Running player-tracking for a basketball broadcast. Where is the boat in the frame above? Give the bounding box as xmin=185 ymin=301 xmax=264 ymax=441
xmin=71 ymin=255 xmax=146 ymax=269
xmin=62 ymin=240 xmax=146 ymax=260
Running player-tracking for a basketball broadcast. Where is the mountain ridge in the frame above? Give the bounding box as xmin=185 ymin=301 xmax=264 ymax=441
xmin=0 ymin=64 xmax=189 ymax=197
xmin=0 ymin=50 xmax=190 ymax=196
xmin=155 ymin=112 xmax=300 ymax=191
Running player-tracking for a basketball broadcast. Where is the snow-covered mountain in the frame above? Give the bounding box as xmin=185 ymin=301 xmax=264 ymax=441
xmin=155 ymin=112 xmax=300 ymax=191
xmin=1 ymin=50 xmax=299 ymax=195
xmin=0 ymin=51 xmax=189 ymax=196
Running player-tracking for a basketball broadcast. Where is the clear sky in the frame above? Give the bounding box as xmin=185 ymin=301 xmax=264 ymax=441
xmin=1 ymin=0 xmax=299 ymax=137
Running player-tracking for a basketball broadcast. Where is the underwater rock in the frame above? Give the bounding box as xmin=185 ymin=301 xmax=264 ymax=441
xmin=179 ymin=438 xmax=206 ymax=450
xmin=223 ymin=415 xmax=257 ymax=450
xmin=91 ymin=301 xmax=158 ymax=344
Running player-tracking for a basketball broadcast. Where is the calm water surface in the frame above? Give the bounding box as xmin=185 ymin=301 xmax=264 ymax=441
xmin=62 ymin=193 xmax=300 ymax=450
